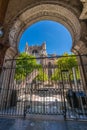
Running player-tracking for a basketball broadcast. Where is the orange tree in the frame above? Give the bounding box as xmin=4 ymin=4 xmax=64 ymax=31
xmin=51 ymin=53 xmax=80 ymax=81
xmin=15 ymin=52 xmax=48 ymax=82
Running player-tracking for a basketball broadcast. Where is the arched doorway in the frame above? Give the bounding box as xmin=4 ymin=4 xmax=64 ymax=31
xmin=0 ymin=3 xmax=87 ymax=120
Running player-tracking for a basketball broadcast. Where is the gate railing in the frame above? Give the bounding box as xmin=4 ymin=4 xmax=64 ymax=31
xmin=0 ymin=54 xmax=87 ymax=120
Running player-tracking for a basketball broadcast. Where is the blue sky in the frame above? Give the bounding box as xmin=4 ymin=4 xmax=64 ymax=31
xmin=19 ymin=20 xmax=72 ymax=55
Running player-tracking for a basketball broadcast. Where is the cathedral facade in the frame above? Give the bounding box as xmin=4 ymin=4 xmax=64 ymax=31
xmin=25 ymin=42 xmax=57 ymax=78
xmin=25 ymin=42 xmax=47 ymax=57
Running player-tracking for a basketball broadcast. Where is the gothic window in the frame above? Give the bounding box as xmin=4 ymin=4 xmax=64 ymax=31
xmin=48 ymin=62 xmax=52 ymax=67
xmin=32 ymin=50 xmax=38 ymax=54
xmin=32 ymin=50 xmax=38 ymax=56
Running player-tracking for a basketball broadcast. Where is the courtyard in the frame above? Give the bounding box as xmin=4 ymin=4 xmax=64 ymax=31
xmin=0 ymin=117 xmax=87 ymax=130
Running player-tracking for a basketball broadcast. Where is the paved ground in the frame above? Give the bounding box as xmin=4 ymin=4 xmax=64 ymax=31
xmin=0 ymin=117 xmax=87 ymax=130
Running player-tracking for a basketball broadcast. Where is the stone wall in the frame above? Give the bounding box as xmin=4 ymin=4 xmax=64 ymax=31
xmin=4 ymin=0 xmax=82 ymax=24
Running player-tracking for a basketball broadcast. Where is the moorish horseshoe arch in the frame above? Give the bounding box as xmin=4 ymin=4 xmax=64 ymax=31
xmin=8 ymin=3 xmax=87 ymax=90
xmin=8 ymin=3 xmax=81 ymax=54
xmin=5 ymin=3 xmax=86 ymax=83
xmin=1 ymin=3 xmax=87 ymax=112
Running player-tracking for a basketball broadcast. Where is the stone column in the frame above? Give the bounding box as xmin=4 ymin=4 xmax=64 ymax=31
xmin=72 ymin=41 xmax=87 ymax=91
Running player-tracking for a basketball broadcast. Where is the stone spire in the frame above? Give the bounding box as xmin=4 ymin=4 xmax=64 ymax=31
xmin=25 ymin=42 xmax=29 ymax=54
xmin=42 ymin=41 xmax=46 ymax=50
xmin=41 ymin=42 xmax=47 ymax=56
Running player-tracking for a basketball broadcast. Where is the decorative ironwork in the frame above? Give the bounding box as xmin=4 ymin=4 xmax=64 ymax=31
xmin=0 ymin=55 xmax=87 ymax=121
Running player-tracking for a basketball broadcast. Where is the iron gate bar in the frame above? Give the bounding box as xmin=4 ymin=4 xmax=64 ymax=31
xmin=0 ymin=55 xmax=87 ymax=121
xmin=4 ymin=54 xmax=87 ymax=61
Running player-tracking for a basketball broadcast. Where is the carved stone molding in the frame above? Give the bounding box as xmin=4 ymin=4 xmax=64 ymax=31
xmin=80 ymin=0 xmax=87 ymax=20
xmin=72 ymin=40 xmax=87 ymax=55
xmin=9 ymin=4 xmax=81 ymax=49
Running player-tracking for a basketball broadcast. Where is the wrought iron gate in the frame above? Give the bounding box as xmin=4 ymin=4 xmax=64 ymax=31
xmin=26 ymin=81 xmax=64 ymax=115
xmin=0 ymin=55 xmax=87 ymax=120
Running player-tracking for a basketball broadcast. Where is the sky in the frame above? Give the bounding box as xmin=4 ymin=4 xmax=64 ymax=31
xmin=19 ymin=20 xmax=72 ymax=55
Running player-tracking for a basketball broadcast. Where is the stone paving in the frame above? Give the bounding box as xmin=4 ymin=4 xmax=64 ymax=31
xmin=0 ymin=117 xmax=87 ymax=130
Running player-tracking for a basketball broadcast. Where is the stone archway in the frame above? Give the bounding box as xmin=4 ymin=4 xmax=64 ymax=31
xmin=8 ymin=3 xmax=87 ymax=88
xmin=4 ymin=3 xmax=86 ymax=91
xmin=9 ymin=4 xmax=81 ymax=51
xmin=1 ymin=2 xmax=87 ymax=114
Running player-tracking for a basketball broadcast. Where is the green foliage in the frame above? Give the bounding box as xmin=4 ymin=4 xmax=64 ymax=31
xmin=51 ymin=53 xmax=80 ymax=81
xmin=36 ymin=69 xmax=48 ymax=81
xmin=15 ymin=52 xmax=38 ymax=80
xmin=15 ymin=52 xmax=48 ymax=82
xmin=15 ymin=52 xmax=80 ymax=83
xmin=56 ymin=53 xmax=77 ymax=68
